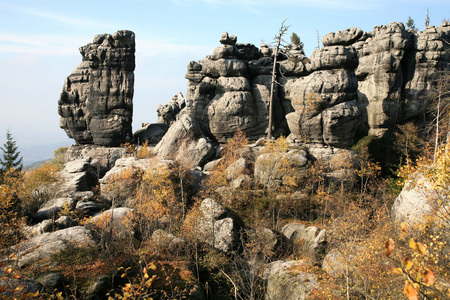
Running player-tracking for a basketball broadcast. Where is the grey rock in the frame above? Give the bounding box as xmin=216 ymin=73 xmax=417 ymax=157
xmin=225 ymin=157 xmax=247 ymax=181
xmin=34 ymin=271 xmax=66 ymax=291
xmin=322 ymin=27 xmax=364 ymax=46
xmin=90 ymin=207 xmax=134 ymax=227
xmin=32 ymin=197 xmax=74 ymax=223
xmin=195 ymin=198 xmax=243 ymax=253
xmin=308 ymin=46 xmax=358 ymax=71
xmin=133 ymin=123 xmax=168 ymax=145
xmin=55 ymin=216 xmax=77 ymax=229
xmin=254 ymin=150 xmax=308 ymax=188
xmin=203 ymin=158 xmax=222 ymax=172
xmin=58 ymin=30 xmax=135 ymax=146
xmin=391 ymin=175 xmax=450 ymax=227
xmin=156 ymin=92 xmax=186 ymax=126
xmin=65 ymin=144 xmax=126 ymax=177
xmin=16 ymin=226 xmax=96 ymax=268
xmin=321 ymin=100 xmax=362 ymax=147
xmin=154 ymin=114 xmax=215 ymax=168
xmin=282 ymin=223 xmax=327 ymax=259
xmin=200 ymin=198 xmax=227 ymax=220
xmin=86 ymin=275 xmax=112 ymax=300
xmin=151 ymin=229 xmax=186 ymax=253
xmin=220 ymin=31 xmax=237 ymax=45
xmin=263 ymin=260 xmax=318 ymax=300
xmin=59 ymin=158 xmax=98 ymax=193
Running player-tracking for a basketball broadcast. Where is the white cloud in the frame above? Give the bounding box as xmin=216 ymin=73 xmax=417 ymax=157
xmin=171 ymin=0 xmax=387 ymax=10
xmin=0 ymin=33 xmax=86 ymax=56
xmin=3 ymin=3 xmax=114 ymax=29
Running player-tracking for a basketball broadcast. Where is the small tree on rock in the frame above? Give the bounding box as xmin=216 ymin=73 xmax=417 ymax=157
xmin=0 ymin=130 xmax=23 ymax=174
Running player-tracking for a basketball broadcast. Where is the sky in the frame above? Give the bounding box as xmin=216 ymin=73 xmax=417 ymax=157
xmin=0 ymin=0 xmax=449 ymax=164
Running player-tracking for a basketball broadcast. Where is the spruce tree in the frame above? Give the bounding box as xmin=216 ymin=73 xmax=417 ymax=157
xmin=0 ymin=130 xmax=23 ymax=173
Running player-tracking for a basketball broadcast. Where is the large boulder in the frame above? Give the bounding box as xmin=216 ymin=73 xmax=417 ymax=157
xmin=65 ymin=144 xmax=126 ymax=177
xmin=15 ymin=226 xmax=96 ymax=268
xmin=195 ymin=198 xmax=243 ymax=253
xmin=156 ymin=92 xmax=186 ymax=126
xmin=282 ymin=223 xmax=327 ymax=260
xmin=263 ymin=260 xmax=319 ymax=300
xmin=58 ymin=30 xmax=135 ymax=146
xmin=59 ymin=158 xmax=99 ymax=193
xmin=154 ymin=114 xmax=215 ymax=168
xmin=254 ymin=149 xmax=309 ymax=188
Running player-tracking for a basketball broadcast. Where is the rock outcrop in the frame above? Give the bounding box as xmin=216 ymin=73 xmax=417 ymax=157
xmin=58 ymin=30 xmax=135 ymax=146
xmin=183 ymin=23 xmax=449 ymax=146
xmin=184 ymin=32 xmax=285 ymax=142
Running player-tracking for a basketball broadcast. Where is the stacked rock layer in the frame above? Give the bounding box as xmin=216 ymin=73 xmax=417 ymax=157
xmin=58 ymin=30 xmax=135 ymax=146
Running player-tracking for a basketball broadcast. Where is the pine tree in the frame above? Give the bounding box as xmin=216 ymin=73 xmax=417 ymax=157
xmin=0 ymin=130 xmax=23 ymax=173
xmin=406 ymin=16 xmax=418 ymax=34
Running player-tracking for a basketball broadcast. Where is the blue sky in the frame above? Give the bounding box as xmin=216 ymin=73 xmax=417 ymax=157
xmin=0 ymin=0 xmax=449 ymax=163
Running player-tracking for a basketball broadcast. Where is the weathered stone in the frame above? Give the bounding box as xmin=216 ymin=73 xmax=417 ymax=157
xmin=16 ymin=226 xmax=96 ymax=268
xmin=282 ymin=223 xmax=327 ymax=260
xmin=308 ymin=46 xmax=358 ymax=71
xmin=156 ymin=92 xmax=186 ymax=126
xmin=34 ymin=271 xmax=66 ymax=292
xmin=354 ymin=22 xmax=413 ymax=136
xmin=32 ymin=198 xmax=74 ymax=223
xmin=59 ymin=158 xmax=98 ymax=193
xmin=322 ymin=27 xmax=364 ymax=46
xmin=254 ymin=150 xmax=309 ymax=188
xmin=65 ymin=144 xmax=126 ymax=177
xmin=220 ymin=31 xmax=237 ymax=45
xmin=151 ymin=229 xmax=186 ymax=253
xmin=133 ymin=123 xmax=168 ymax=145
xmin=263 ymin=260 xmax=319 ymax=300
xmin=195 ymin=198 xmax=243 ymax=253
xmin=154 ymin=114 xmax=215 ymax=168
xmin=321 ymin=100 xmax=362 ymax=147
xmin=58 ymin=30 xmax=135 ymax=146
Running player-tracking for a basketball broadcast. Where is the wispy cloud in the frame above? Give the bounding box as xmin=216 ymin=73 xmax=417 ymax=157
xmin=0 ymin=33 xmax=86 ymax=56
xmin=171 ymin=0 xmax=387 ymax=11
xmin=3 ymin=2 xmax=113 ymax=29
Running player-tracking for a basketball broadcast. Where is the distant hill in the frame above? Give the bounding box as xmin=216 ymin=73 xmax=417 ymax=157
xmin=20 ymin=141 xmax=73 ymax=166
xmin=24 ymin=159 xmax=52 ymax=170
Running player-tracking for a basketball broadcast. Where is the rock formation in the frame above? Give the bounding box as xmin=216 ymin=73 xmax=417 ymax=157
xmin=58 ymin=30 xmax=135 ymax=146
xmin=184 ymin=23 xmax=449 ymax=147
xmin=184 ymin=32 xmax=285 ymax=142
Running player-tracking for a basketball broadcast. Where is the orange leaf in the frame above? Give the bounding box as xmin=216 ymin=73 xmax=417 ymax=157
xmin=416 ymin=242 xmax=427 ymax=255
xmin=404 ymin=281 xmax=419 ymax=300
xmin=385 ymin=238 xmax=396 ymax=256
xmin=402 ymin=257 xmax=414 ymax=271
xmin=6 ymin=267 xmax=13 ymax=274
xmin=423 ymin=268 xmax=435 ymax=285
xmin=401 ymin=222 xmax=407 ymax=232
xmin=409 ymin=238 xmax=416 ymax=250
xmin=392 ymin=267 xmax=403 ymax=274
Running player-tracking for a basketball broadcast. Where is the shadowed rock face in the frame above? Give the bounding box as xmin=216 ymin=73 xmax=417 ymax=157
xmin=58 ymin=30 xmax=135 ymax=146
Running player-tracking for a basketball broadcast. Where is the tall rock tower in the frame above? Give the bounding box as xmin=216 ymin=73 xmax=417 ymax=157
xmin=58 ymin=30 xmax=135 ymax=146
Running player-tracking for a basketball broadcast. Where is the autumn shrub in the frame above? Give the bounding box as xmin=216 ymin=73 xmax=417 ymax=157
xmin=136 ymin=141 xmax=154 ymax=159
xmin=52 ymin=146 xmax=68 ymax=169
xmin=2 ymin=163 xmax=61 ymax=219
xmin=0 ymin=184 xmax=25 ymax=252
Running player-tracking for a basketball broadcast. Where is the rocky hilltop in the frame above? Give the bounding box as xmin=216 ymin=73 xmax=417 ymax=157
xmin=3 ymin=23 xmax=449 ymax=299
xmin=58 ymin=23 xmax=449 ymax=150
xmin=183 ymin=22 xmax=449 ymax=146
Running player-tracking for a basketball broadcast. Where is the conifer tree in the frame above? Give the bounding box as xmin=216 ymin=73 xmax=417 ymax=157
xmin=0 ymin=130 xmax=23 ymax=173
